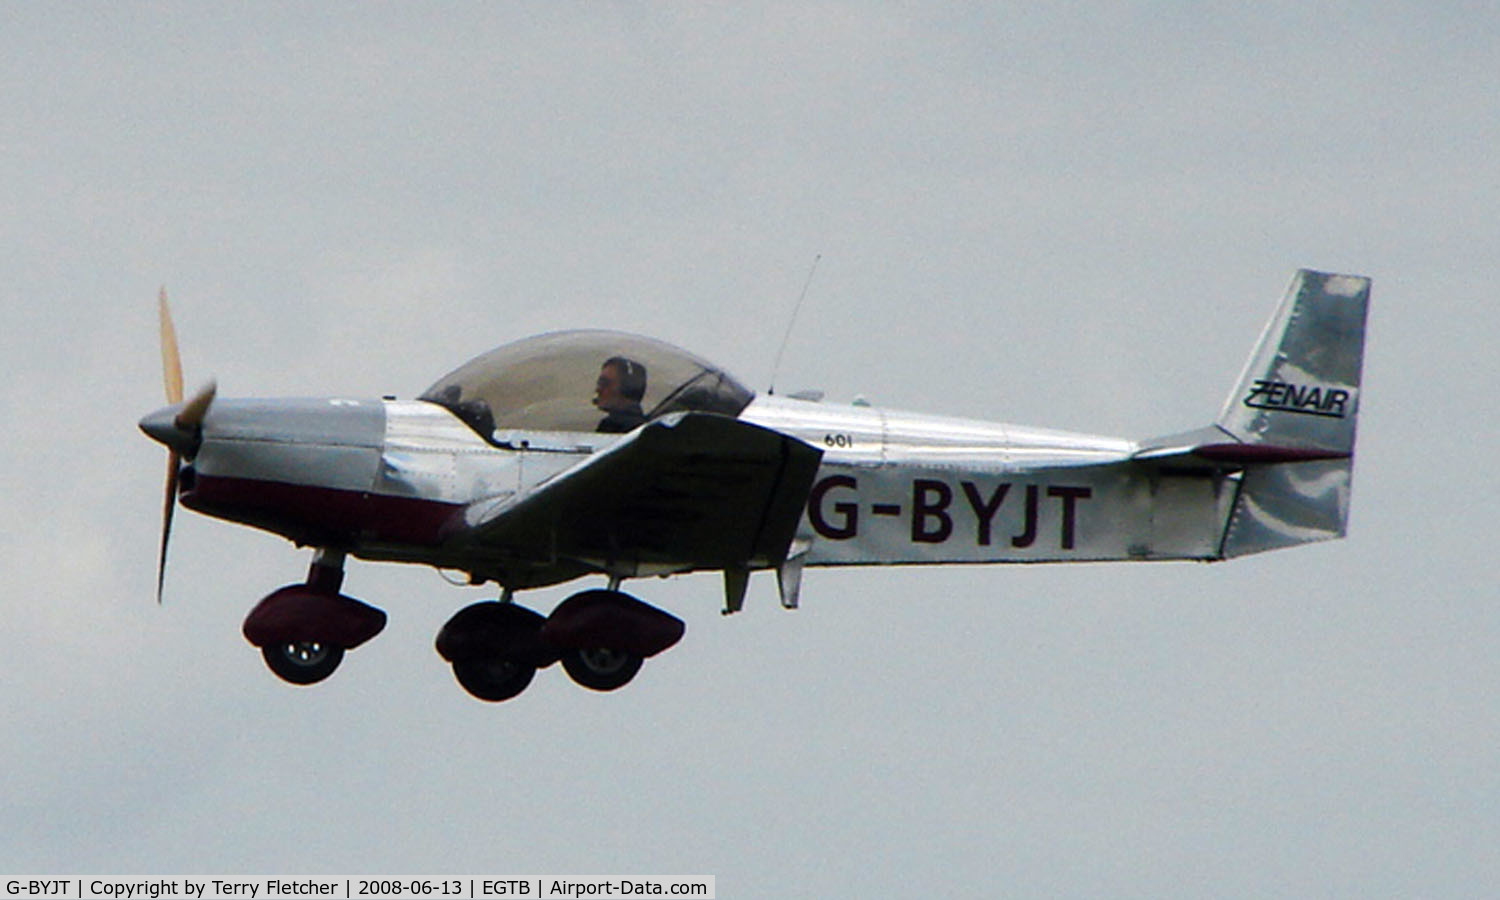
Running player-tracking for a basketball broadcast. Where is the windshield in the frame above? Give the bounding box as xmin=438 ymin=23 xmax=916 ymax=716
xmin=419 ymin=330 xmax=755 ymax=442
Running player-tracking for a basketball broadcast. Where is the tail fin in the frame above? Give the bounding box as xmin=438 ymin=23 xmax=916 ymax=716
xmin=1217 ymin=269 xmax=1370 ymax=454
xmin=1216 ymin=269 xmax=1371 ymax=557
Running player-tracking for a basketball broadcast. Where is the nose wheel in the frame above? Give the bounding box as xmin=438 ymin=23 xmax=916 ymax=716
xmin=262 ymin=640 xmax=345 ymax=685
xmin=242 ymin=551 xmax=387 ymax=688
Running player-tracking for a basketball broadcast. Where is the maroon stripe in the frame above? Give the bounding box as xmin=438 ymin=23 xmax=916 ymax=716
xmin=1192 ymin=443 xmax=1352 ymax=464
xmin=182 ymin=474 xmax=464 ymax=547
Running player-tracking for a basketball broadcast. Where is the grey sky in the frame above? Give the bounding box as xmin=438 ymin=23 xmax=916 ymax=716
xmin=3 ymin=3 xmax=1497 ymax=896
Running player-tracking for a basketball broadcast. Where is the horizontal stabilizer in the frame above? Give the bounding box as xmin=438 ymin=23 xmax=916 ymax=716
xmin=1132 ymin=427 xmax=1351 ymax=470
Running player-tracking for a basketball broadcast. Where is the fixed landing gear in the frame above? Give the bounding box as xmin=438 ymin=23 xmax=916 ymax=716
xmin=560 ymin=647 xmax=643 ymax=692
xmin=238 ymin=555 xmax=686 ymax=699
xmin=435 ymin=601 xmax=556 ymax=703
xmin=543 ymin=588 xmax=679 ymax=694
xmin=242 ymin=550 xmax=386 ymax=687
xmin=453 ymin=656 xmax=535 ymax=702
xmin=262 ymin=640 xmax=345 ymax=685
xmin=436 ymin=587 xmax=684 ymax=702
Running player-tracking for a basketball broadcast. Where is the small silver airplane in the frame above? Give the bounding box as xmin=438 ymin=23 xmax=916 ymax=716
xmin=140 ymin=269 xmax=1370 ymax=702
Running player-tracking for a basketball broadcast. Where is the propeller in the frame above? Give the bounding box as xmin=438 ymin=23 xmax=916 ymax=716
xmin=154 ymin=289 xmax=215 ymax=603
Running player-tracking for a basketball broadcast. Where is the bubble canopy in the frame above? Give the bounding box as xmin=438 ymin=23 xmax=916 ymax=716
xmin=419 ymin=330 xmax=756 ymax=441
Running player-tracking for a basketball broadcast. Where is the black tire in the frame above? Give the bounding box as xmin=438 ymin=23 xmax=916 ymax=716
xmin=452 ymin=656 xmax=536 ymax=703
xmin=262 ymin=640 xmax=345 ymax=685
xmin=560 ymin=647 xmax=643 ymax=692
xmin=436 ymin=601 xmax=557 ymax=669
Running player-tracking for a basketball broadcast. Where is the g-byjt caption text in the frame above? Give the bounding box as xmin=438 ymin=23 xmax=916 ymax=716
xmin=5 ymin=879 xmax=714 ymax=899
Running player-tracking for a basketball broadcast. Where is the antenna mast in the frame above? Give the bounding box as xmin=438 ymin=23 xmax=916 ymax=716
xmin=768 ymin=253 xmax=821 ymax=396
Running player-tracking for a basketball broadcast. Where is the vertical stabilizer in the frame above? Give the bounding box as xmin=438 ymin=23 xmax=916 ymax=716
xmin=1218 ymin=269 xmax=1370 ymax=453
xmin=1217 ymin=269 xmax=1371 ymax=557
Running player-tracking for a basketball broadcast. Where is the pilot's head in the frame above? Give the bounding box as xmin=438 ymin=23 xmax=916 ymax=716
xmin=594 ymin=356 xmax=647 ymax=411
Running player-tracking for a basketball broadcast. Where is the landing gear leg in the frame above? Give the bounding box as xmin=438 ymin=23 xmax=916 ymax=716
xmin=308 ymin=547 xmax=345 ymax=593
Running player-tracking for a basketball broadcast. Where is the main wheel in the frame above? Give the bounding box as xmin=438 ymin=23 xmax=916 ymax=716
xmin=560 ymin=647 xmax=643 ymax=692
xmin=452 ymin=656 xmax=536 ymax=703
xmin=262 ymin=640 xmax=344 ymax=685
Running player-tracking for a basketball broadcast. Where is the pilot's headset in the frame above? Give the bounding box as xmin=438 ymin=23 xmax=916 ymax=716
xmin=606 ymin=356 xmax=648 ymax=403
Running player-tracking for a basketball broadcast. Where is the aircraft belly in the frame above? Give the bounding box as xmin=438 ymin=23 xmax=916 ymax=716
xmin=799 ymin=462 xmax=1231 ymax=565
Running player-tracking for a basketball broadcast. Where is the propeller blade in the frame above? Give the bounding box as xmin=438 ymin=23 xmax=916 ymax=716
xmin=152 ymin=291 xmax=217 ymax=603
xmin=160 ymin=287 xmax=183 ymax=405
xmin=157 ymin=451 xmax=179 ymax=604
xmin=175 ymin=379 xmax=217 ymax=430
xmin=154 ymin=289 xmax=198 ymax=604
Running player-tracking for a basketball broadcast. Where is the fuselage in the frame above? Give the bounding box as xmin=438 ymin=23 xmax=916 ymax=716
xmin=173 ymin=392 xmax=1238 ymax=588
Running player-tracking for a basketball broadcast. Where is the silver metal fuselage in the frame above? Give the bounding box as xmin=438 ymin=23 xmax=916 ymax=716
xmin=744 ymin=395 xmax=1231 ymax=565
xmin=179 ymin=392 xmax=1235 ymax=585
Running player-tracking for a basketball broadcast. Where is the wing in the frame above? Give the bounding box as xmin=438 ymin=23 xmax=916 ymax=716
xmin=459 ymin=412 xmax=823 ymax=572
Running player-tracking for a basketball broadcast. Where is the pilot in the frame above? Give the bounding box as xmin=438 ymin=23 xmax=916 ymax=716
xmin=594 ymin=356 xmax=647 ymax=433
xmin=434 ymin=384 xmax=495 ymax=440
